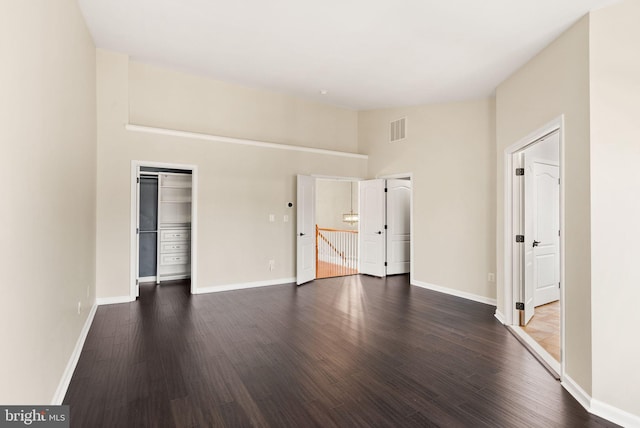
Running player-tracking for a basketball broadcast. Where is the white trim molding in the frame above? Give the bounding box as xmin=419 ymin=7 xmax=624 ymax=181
xmin=126 ymin=124 xmax=369 ymax=160
xmin=494 ymin=310 xmax=506 ymax=324
xmin=561 ymin=375 xmax=640 ymax=427
xmin=195 ymin=277 xmax=296 ymax=295
xmin=561 ymin=374 xmax=592 ymax=412
xmin=96 ymin=296 xmax=134 ymax=306
xmin=51 ymin=302 xmax=98 ymax=404
xmin=591 ymin=399 xmax=640 ymax=428
xmin=130 ymin=160 xmax=199 ymax=298
xmin=502 ymin=115 xmax=564 ymax=326
xmin=412 ymin=280 xmax=497 ymax=306
xmin=510 ymin=325 xmax=561 ymax=376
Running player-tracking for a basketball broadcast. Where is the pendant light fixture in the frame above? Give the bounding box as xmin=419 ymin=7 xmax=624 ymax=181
xmin=342 ymin=181 xmax=359 ymax=225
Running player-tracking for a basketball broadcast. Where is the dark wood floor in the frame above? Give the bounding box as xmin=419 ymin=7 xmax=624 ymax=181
xmin=64 ymin=275 xmax=616 ymax=428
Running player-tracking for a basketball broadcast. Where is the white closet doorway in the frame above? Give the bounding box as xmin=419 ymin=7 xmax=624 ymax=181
xmin=130 ymin=161 xmax=198 ymax=298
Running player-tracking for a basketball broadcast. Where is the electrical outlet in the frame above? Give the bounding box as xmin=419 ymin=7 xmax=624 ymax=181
xmin=283 ymin=215 xmax=289 ymax=223
xmin=269 ymin=260 xmax=275 ymax=271
xmin=77 ymin=301 xmax=82 ymax=315
xmin=488 ymin=273 xmax=495 ymax=282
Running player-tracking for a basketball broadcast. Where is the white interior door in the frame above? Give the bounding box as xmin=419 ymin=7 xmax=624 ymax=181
xmin=296 ymin=175 xmax=316 ymax=285
xmin=135 ymin=167 xmax=141 ymax=297
xmin=532 ymin=161 xmax=560 ymax=306
xmin=386 ymin=179 xmax=411 ymax=275
xmin=359 ymin=179 xmax=386 ymax=277
xmin=522 ymin=154 xmax=535 ymax=325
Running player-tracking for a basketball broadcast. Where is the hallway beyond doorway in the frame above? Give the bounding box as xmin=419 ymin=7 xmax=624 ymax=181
xmin=522 ymin=301 xmax=560 ymax=361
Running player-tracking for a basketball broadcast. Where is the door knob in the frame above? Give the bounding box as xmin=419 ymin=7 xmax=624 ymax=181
xmin=376 ymin=231 xmax=382 ymax=235
xmin=299 ymin=233 xmax=305 ymax=236
xmin=533 ymin=240 xmax=541 ymax=247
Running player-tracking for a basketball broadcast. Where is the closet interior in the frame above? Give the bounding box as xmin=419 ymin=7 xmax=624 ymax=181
xmin=138 ymin=168 xmax=192 ymax=284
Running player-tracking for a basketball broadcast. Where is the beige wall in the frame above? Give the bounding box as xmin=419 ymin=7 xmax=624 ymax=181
xmin=590 ymin=0 xmax=640 ymax=417
xmin=0 ymin=0 xmax=96 ymax=403
xmin=359 ymin=99 xmax=496 ymax=301
xmin=96 ymin=51 xmax=366 ymax=298
xmin=495 ymin=17 xmax=593 ymax=392
xmin=129 ymin=62 xmax=358 ymax=153
xmin=316 ymin=180 xmax=358 ymax=231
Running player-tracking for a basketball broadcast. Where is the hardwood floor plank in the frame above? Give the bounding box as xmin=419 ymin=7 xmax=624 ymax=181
xmin=64 ymin=276 xmax=619 ymax=427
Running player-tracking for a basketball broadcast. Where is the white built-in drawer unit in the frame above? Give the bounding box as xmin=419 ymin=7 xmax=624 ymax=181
xmin=161 ymin=230 xmax=190 ymax=242
xmin=158 ymin=228 xmax=191 ymax=280
xmin=161 ymin=242 xmax=190 ymax=253
xmin=161 ymin=253 xmax=190 ymax=265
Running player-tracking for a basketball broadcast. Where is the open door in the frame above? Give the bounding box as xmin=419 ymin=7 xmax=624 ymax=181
xmin=522 ymin=153 xmax=535 ymax=325
xmin=359 ymin=179 xmax=386 ymax=277
xmin=532 ymin=161 xmax=560 ymax=306
xmin=136 ymin=171 xmax=160 ymax=297
xmin=135 ymin=167 xmax=141 ymax=298
xmin=386 ymin=179 xmax=411 ymax=275
xmin=296 ymin=175 xmax=316 ymax=285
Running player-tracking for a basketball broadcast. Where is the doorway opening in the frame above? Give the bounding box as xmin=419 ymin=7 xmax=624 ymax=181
xmin=315 ymin=179 xmax=360 ymax=279
xmin=130 ymin=161 xmax=198 ymax=298
xmin=296 ymin=174 xmax=413 ymax=285
xmin=504 ymin=118 xmax=564 ymax=377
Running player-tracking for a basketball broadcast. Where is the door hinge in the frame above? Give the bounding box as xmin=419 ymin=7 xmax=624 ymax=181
xmin=384 ymin=262 xmax=388 ymax=267
xmin=137 ymin=177 xmax=140 ymax=183
xmin=515 ymin=168 xmax=525 ymax=176
xmin=558 ymin=178 xmax=560 ymax=185
xmin=559 ymin=282 xmax=561 ymax=288
xmin=136 ymin=228 xmax=139 ymax=234
xmin=384 ymin=188 xmax=388 ymax=192
xmin=515 ymin=235 xmax=525 ymax=243
xmin=384 ymin=225 xmax=388 ymax=230
xmin=516 ymin=302 xmax=525 ymax=310
xmin=136 ymin=279 xmax=139 ymax=285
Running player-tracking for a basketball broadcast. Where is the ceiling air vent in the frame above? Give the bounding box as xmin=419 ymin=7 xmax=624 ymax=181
xmin=390 ymin=117 xmax=407 ymax=143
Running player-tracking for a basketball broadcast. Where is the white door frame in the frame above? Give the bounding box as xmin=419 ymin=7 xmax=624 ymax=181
xmin=502 ymin=117 xmax=565 ymax=377
xmin=379 ymin=173 xmax=414 ymax=282
xmin=130 ymin=160 xmax=198 ymax=298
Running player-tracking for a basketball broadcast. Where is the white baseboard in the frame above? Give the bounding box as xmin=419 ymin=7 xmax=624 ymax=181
xmin=51 ymin=302 xmax=97 ymax=405
xmin=561 ymin=375 xmax=640 ymax=427
xmin=591 ymin=398 xmax=640 ymax=428
xmin=561 ymin=374 xmax=592 ymax=414
xmin=195 ymin=277 xmax=296 ymax=295
xmin=494 ymin=310 xmax=506 ymax=324
xmin=412 ymin=280 xmax=497 ymax=306
xmin=96 ymin=295 xmax=134 ymax=305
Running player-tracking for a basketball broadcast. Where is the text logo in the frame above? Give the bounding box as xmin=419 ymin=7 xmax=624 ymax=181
xmin=0 ymin=406 xmax=69 ymax=428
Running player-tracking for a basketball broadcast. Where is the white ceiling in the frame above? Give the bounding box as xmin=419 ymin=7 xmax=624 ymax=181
xmin=78 ymin=0 xmax=620 ymax=110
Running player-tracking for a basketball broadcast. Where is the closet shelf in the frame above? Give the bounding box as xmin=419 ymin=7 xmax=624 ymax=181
xmin=159 ymin=223 xmax=191 ymax=229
